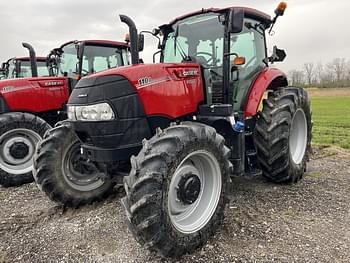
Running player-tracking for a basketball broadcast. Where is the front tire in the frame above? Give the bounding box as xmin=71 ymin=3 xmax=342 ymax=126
xmin=253 ymin=87 xmax=312 ymax=183
xmin=122 ymin=122 xmax=231 ymax=258
xmin=33 ymin=122 xmax=115 ymax=207
xmin=0 ymin=112 xmax=51 ymax=187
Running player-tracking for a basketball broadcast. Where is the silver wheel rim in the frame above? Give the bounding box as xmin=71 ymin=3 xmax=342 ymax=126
xmin=289 ymin=109 xmax=307 ymax=165
xmin=0 ymin=128 xmax=41 ymax=175
xmin=168 ymin=150 xmax=222 ymax=234
xmin=61 ymin=142 xmax=105 ymax=191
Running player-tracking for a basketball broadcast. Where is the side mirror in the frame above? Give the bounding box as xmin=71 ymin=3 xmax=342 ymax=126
xmin=268 ymin=46 xmax=286 ymax=63
xmin=138 ymin=33 xmax=144 ymax=52
xmin=230 ymin=8 xmax=244 ymax=33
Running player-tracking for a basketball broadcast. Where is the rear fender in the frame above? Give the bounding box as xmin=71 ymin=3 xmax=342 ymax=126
xmin=244 ymin=68 xmax=288 ymax=118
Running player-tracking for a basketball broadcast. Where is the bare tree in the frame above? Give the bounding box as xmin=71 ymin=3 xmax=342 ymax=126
xmin=287 ymin=57 xmax=350 ymax=88
xmin=345 ymin=61 xmax=350 ymax=85
xmin=303 ymin=62 xmax=314 ymax=86
xmin=315 ymin=62 xmax=323 ymax=85
xmin=289 ymin=70 xmax=304 ymax=86
xmin=331 ymin=58 xmax=346 ymax=85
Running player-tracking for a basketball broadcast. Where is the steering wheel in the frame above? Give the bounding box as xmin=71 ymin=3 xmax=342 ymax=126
xmin=193 ymin=52 xmax=214 ymax=66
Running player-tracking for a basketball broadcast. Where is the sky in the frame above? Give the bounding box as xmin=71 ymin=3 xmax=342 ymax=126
xmin=0 ymin=0 xmax=349 ymax=73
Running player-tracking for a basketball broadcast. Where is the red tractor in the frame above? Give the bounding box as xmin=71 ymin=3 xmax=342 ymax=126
xmin=34 ymin=2 xmax=312 ymax=258
xmin=0 ymin=40 xmax=129 ymax=187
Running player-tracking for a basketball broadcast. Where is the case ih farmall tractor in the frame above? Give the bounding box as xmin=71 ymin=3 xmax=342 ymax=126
xmin=34 ymin=2 xmax=312 ymax=258
xmin=0 ymin=40 xmax=129 ymax=187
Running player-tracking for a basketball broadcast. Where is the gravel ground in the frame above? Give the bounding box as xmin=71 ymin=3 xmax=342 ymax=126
xmin=0 ymin=145 xmax=349 ymax=263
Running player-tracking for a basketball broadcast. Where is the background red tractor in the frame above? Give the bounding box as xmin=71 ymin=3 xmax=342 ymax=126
xmin=34 ymin=2 xmax=312 ymax=258
xmin=0 ymin=40 xmax=129 ymax=187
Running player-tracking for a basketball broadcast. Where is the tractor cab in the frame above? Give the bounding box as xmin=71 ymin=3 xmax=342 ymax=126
xmin=4 ymin=57 xmax=50 ymax=79
xmin=157 ymin=6 xmax=286 ymax=114
xmin=47 ymin=40 xmax=130 ymax=90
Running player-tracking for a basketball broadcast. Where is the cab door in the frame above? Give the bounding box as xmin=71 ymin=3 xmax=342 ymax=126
xmin=229 ymin=18 xmax=267 ymax=112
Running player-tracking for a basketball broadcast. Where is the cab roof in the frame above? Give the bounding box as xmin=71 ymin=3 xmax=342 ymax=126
xmin=166 ymin=7 xmax=272 ymax=27
xmin=60 ymin=39 xmax=129 ymax=49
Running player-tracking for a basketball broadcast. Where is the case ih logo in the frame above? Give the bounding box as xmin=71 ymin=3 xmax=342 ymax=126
xmin=44 ymin=81 xmax=64 ymax=87
xmin=182 ymin=70 xmax=198 ymax=77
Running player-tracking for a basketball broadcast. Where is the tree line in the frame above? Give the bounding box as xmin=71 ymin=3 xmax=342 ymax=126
xmin=288 ymin=58 xmax=350 ymax=88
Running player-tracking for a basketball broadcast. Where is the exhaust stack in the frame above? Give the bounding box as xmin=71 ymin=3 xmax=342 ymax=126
xmin=22 ymin=42 xmax=38 ymax=77
xmin=119 ymin=15 xmax=139 ymax=65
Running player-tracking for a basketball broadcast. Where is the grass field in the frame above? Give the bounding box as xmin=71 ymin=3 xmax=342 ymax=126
xmin=309 ymin=88 xmax=350 ymax=149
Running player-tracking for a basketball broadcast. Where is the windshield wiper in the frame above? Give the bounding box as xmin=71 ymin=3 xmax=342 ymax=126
xmin=173 ymin=25 xmax=187 ymax=61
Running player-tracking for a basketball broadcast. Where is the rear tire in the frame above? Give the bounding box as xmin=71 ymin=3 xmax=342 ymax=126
xmin=0 ymin=112 xmax=51 ymax=187
xmin=33 ymin=122 xmax=115 ymax=207
xmin=253 ymin=87 xmax=312 ymax=183
xmin=122 ymin=122 xmax=231 ymax=258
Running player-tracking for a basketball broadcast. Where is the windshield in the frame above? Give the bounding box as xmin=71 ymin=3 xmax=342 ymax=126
xmin=59 ymin=43 xmax=127 ymax=78
xmin=6 ymin=59 xmax=49 ymax=78
xmin=162 ymin=13 xmax=225 ymax=66
xmin=59 ymin=44 xmax=79 ymax=78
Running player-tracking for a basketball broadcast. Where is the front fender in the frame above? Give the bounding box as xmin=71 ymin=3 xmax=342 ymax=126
xmin=244 ymin=68 xmax=288 ymax=118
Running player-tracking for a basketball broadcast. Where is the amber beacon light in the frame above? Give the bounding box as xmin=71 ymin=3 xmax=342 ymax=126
xmin=275 ymin=2 xmax=287 ymax=16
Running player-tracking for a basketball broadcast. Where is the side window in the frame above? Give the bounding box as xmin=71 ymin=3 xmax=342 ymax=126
xmin=230 ymin=19 xmax=266 ymax=77
xmin=231 ymin=32 xmax=256 ymax=69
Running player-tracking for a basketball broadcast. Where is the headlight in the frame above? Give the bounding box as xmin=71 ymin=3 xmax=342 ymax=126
xmin=67 ymin=103 xmax=115 ymax=121
xmin=67 ymin=105 xmax=76 ymax=120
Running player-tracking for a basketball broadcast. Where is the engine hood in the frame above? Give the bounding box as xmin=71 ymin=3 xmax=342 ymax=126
xmin=75 ymin=63 xmax=202 ymax=91
xmin=0 ymin=76 xmax=67 ymax=94
xmin=70 ymin=63 xmax=205 ymax=119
